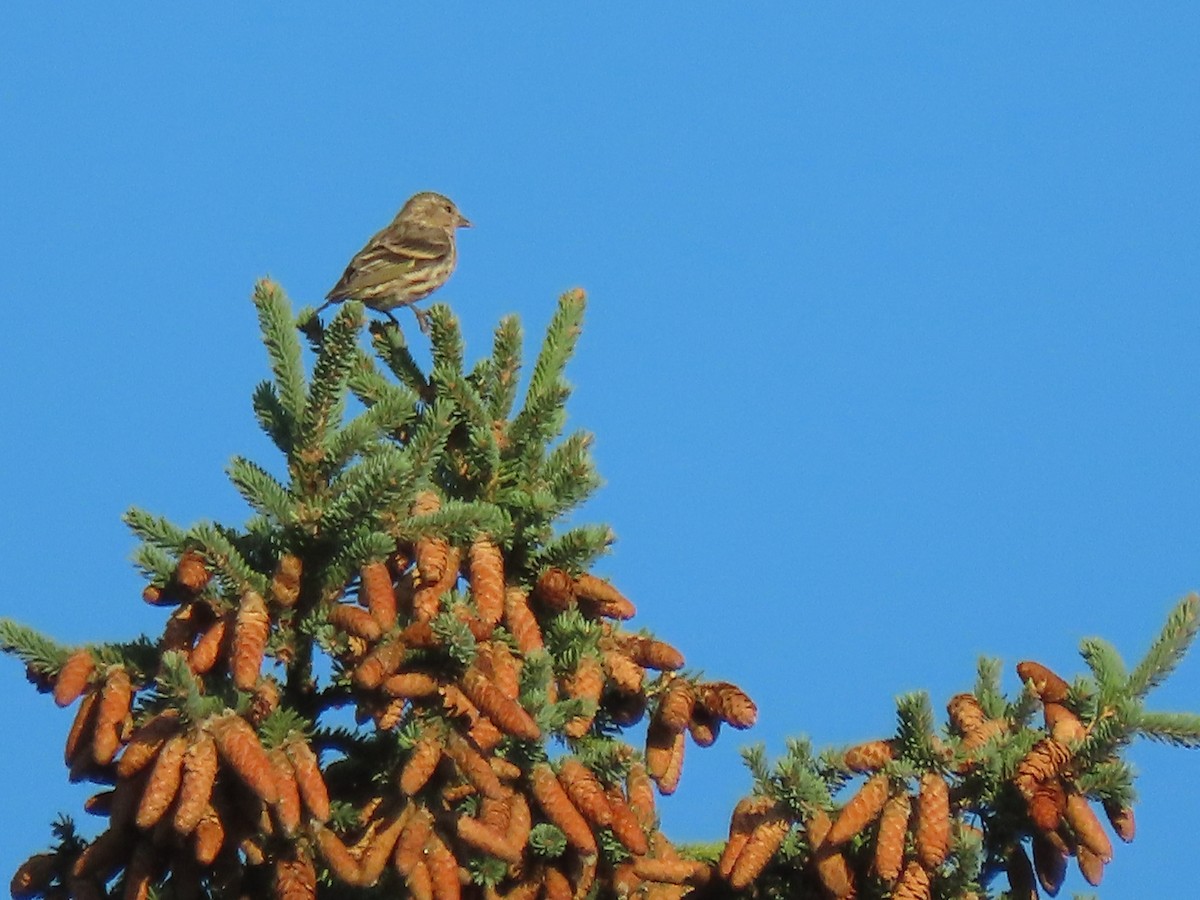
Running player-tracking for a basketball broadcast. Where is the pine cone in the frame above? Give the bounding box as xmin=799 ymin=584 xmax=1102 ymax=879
xmin=701 ymin=681 xmax=757 ymax=729
xmin=1103 ymin=799 xmax=1136 ymax=843
xmin=1005 ymin=844 xmax=1038 ymax=900
xmin=827 ymin=774 xmax=890 ymax=846
xmin=1065 ymin=792 xmax=1113 ymax=862
xmin=172 ymin=731 xmax=219 ymax=835
xmin=232 ymin=591 xmax=270 ymax=691
xmin=355 ymin=561 xmax=394 ymax=628
xmin=529 ymin=762 xmax=597 ymax=854
xmin=1043 ymin=701 xmax=1086 ymax=744
xmin=892 ymin=861 xmax=931 ymax=900
xmin=174 ymin=551 xmax=212 ymax=595
xmin=1077 ymin=843 xmax=1106 ymax=886
xmin=501 ymin=589 xmax=542 ymax=658
xmin=1031 ymin=830 xmax=1067 ymax=896
xmin=212 ymin=714 xmax=278 ymax=805
xmin=274 ymin=849 xmax=317 ymax=900
xmin=558 ymin=758 xmax=614 ymax=828
xmin=728 ymin=811 xmax=790 ymax=890
xmin=1014 ymin=738 xmax=1072 ymax=798
xmin=621 ymin=635 xmax=685 ymax=671
xmin=400 ymin=729 xmax=445 ymax=796
xmin=467 ymin=537 xmax=505 ymax=627
xmin=284 ymin=737 xmax=330 ymax=822
xmin=657 ymin=678 xmax=696 ymax=733
xmin=534 ymin=567 xmax=575 ymax=610
xmin=873 ymin=791 xmax=911 ymax=884
xmin=561 ymin=654 xmax=604 ymax=738
xmin=271 ymin=553 xmax=303 ymax=608
xmin=1016 ymin=660 xmax=1070 ymax=704
xmin=914 ymin=772 xmax=950 ymax=868
xmin=843 ymin=738 xmax=895 ymax=773
xmin=91 ymin=666 xmax=134 ymax=765
xmin=1027 ymin=776 xmax=1066 ymax=831
xmin=946 ymin=692 xmax=987 ymax=735
xmin=54 ymin=649 xmax=95 ymax=708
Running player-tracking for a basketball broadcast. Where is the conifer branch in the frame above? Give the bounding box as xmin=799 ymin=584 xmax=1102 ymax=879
xmin=1074 ymin=758 xmax=1136 ymax=804
xmin=252 ymin=279 xmax=307 ymax=423
xmin=540 ymin=430 xmax=601 ymax=517
xmin=91 ymin=637 xmax=160 ymax=674
xmin=1128 ymin=592 xmax=1199 ymax=698
xmin=321 ymin=531 xmax=401 ymax=596
xmin=774 ymin=738 xmax=833 ymax=811
xmin=973 ymin=656 xmax=1006 ymax=719
xmin=369 ymin=322 xmax=429 ymax=398
xmin=1133 ymin=710 xmax=1200 ymax=748
xmin=528 ymin=823 xmax=569 ymax=858
xmin=431 ymin=609 xmax=477 ymax=665
xmin=130 ymin=543 xmax=176 ymax=585
xmin=251 ymin=379 xmax=294 ymax=453
xmin=226 ymin=456 xmax=294 ymax=523
xmin=466 ymin=353 xmax=493 ymax=398
xmin=122 ymin=507 xmax=189 ymax=554
xmin=525 ymin=523 xmax=614 ymax=574
xmin=402 ymin=397 xmax=456 ymax=478
xmin=518 ymin=648 xmax=555 ymax=703
xmin=1008 ymin=680 xmax=1042 ymax=729
xmin=322 ymin=445 xmax=416 ymax=535
xmin=438 ymin=370 xmax=500 ymax=488
xmin=154 ymin=650 xmax=224 ymax=722
xmin=483 ymin=314 xmax=522 ymax=421
xmin=396 ymin=500 xmax=507 ymax=545
xmin=1080 ymin=698 xmax=1138 ymax=760
xmin=523 ymin=289 xmax=585 ymax=419
xmin=186 ymin=521 xmax=268 ymax=596
xmin=347 ymin=348 xmax=401 ymax=406
xmin=296 ymin=301 xmax=364 ymax=459
xmin=462 ymin=415 xmax=502 ymax=488
xmin=507 ymin=290 xmax=584 ymax=460
xmin=330 ymin=381 xmax=419 ymax=466
xmin=543 ymin=609 xmax=602 ymax=665
xmin=895 ymin=691 xmax=938 ymax=765
xmin=740 ymin=743 xmax=772 ymax=790
xmin=940 ymin=833 xmax=985 ymax=900
xmin=437 ymin=370 xmax=489 ymax=434
xmin=1078 ymin=636 xmax=1128 ymax=692
xmin=0 ymin=617 xmax=70 ymax=674
xmin=428 ymin=302 xmax=465 ymax=380
xmin=50 ymin=815 xmax=83 ymax=852
xmin=258 ymin=706 xmax=311 ymax=749
xmin=507 ymin=386 xmax=569 ymax=475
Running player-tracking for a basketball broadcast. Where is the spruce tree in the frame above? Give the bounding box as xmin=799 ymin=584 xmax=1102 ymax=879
xmin=3 ymin=280 xmax=1198 ymax=899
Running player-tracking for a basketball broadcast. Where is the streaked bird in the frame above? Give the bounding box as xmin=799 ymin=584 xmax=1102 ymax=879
xmin=320 ymin=191 xmax=471 ymax=331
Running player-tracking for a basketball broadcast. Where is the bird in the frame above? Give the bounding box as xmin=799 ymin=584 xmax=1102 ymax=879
xmin=319 ymin=191 xmax=471 ymax=332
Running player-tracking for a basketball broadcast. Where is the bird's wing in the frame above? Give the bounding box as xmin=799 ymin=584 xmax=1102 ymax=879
xmin=326 ymin=225 xmax=452 ymax=299
xmin=326 ymin=258 xmax=414 ymax=298
xmin=378 ymin=223 xmax=453 ymax=261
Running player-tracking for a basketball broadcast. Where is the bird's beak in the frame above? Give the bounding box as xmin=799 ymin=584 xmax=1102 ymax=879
xmin=458 ymin=214 xmax=473 ymax=228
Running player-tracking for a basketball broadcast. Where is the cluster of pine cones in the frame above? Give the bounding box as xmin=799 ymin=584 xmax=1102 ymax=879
xmin=13 ymin=491 xmax=756 ymax=900
xmin=708 ymin=658 xmax=1136 ymax=900
xmin=1001 ymin=661 xmax=1133 ymax=896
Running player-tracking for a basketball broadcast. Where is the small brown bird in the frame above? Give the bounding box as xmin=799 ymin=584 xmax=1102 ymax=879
xmin=320 ymin=191 xmax=471 ymax=331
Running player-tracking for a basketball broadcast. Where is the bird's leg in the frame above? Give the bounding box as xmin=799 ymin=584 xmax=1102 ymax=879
xmin=411 ymin=305 xmax=432 ymax=335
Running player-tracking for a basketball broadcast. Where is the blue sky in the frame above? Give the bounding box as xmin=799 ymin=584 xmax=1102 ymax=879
xmin=2 ymin=5 xmax=1199 ymax=895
